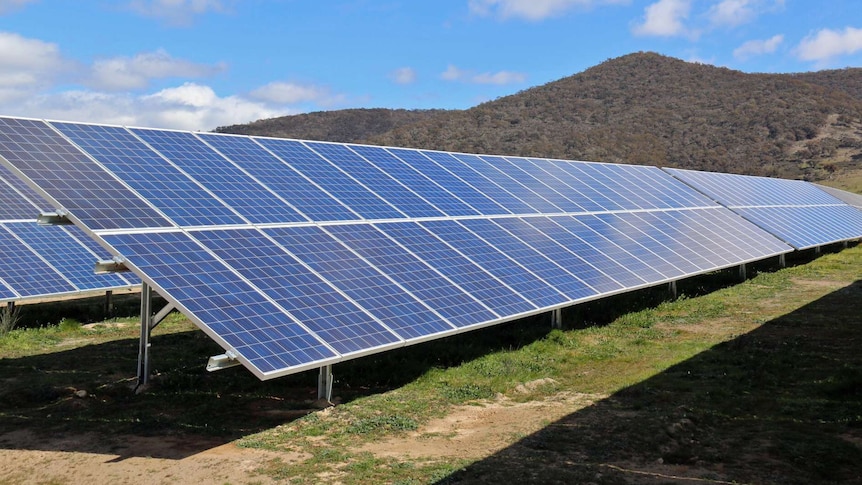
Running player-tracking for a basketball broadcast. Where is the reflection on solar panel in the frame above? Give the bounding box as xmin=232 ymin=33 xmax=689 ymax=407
xmin=814 ymin=184 xmax=862 ymax=210
xmin=665 ymin=168 xmax=862 ymax=250
xmin=0 ymin=163 xmax=136 ymax=304
xmin=0 ymin=115 xmax=799 ymax=381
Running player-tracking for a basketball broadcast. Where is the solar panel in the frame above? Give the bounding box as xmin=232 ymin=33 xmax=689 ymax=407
xmin=0 ymin=115 xmax=799 ymax=381
xmin=666 ymin=168 xmax=862 ymax=249
xmin=814 ymin=184 xmax=862 ymax=210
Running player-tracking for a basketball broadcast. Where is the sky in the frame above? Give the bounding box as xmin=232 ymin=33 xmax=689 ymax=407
xmin=0 ymin=0 xmax=860 ymax=131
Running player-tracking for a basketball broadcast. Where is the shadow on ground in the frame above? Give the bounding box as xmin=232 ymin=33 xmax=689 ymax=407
xmin=441 ymin=280 xmax=862 ymax=484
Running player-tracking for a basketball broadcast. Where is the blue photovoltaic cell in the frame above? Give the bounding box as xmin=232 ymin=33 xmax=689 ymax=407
xmin=459 ymin=218 xmax=600 ymax=300
xmin=132 ymin=129 xmax=307 ymax=224
xmin=264 ymin=225 xmax=454 ymax=340
xmin=197 ymin=133 xmax=358 ymax=222
xmin=425 ymin=151 xmax=537 ymax=214
xmin=0 ymin=117 xmax=171 ymax=230
xmin=388 ymin=148 xmax=506 ymax=215
xmin=51 ymin=122 xmax=244 ymax=227
xmin=102 ymin=231 xmax=336 ymax=374
xmin=193 ymin=228 xmax=400 ymax=355
xmin=540 ymin=160 xmax=625 ymax=212
xmin=500 ymin=157 xmax=587 ymax=213
xmin=567 ymin=214 xmax=672 ymax=283
xmin=629 ymin=211 xmax=726 ymax=271
xmin=325 ymin=223 xmax=499 ymax=327
xmin=585 ymin=213 xmax=687 ymax=279
xmin=0 ymin=161 xmax=50 ymax=215
xmin=6 ymin=222 xmax=129 ymax=291
xmin=304 ymin=143 xmax=444 ymax=218
xmin=468 ymin=155 xmax=564 ymax=213
xmin=349 ymin=145 xmax=478 ymax=217
xmin=573 ymin=162 xmax=652 ymax=211
xmin=378 ymin=221 xmax=536 ymax=316
xmin=420 ymin=219 xmax=569 ymax=309
xmin=672 ymin=209 xmax=790 ymax=260
xmin=255 ymin=138 xmax=404 ymax=220
xmin=0 ymin=225 xmax=75 ymax=297
xmin=0 ymin=282 xmax=16 ymax=301
xmin=493 ymin=216 xmax=626 ymax=294
xmin=0 ymin=174 xmax=40 ymax=220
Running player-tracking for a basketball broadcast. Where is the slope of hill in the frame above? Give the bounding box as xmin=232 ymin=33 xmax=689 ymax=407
xmin=218 ymin=53 xmax=862 ymax=182
xmin=215 ymin=108 xmax=444 ymax=143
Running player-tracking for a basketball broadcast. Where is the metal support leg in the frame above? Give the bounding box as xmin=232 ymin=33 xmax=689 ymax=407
xmin=137 ymin=282 xmax=153 ymax=388
xmin=318 ymin=365 xmax=333 ymax=402
xmin=105 ymin=290 xmax=113 ymax=319
xmin=814 ymin=246 xmax=821 ymax=256
xmin=551 ymin=308 xmax=562 ymax=329
xmin=668 ymin=280 xmax=678 ymax=300
xmin=738 ymin=263 xmax=747 ymax=281
xmin=778 ymin=253 xmax=786 ymax=269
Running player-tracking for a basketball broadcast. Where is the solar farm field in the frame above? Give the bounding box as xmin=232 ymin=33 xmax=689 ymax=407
xmin=1 ymin=244 xmax=860 ymax=484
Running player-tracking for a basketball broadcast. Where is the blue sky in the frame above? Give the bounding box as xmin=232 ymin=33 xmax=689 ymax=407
xmin=1 ymin=0 xmax=860 ymax=131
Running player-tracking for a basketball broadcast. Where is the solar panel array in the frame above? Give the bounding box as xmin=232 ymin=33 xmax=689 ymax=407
xmin=0 ymin=116 xmax=812 ymax=379
xmin=0 ymin=163 xmax=137 ymax=303
xmin=665 ymin=168 xmax=862 ymax=250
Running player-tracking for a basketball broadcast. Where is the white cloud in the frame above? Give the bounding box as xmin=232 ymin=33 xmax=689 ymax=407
xmin=733 ymin=34 xmax=783 ymax=60
xmin=707 ymin=0 xmax=785 ymax=28
xmin=0 ymin=31 xmax=73 ymax=99
xmin=4 ymin=83 xmax=283 ymax=131
xmin=390 ymin=67 xmax=417 ymax=85
xmin=0 ymin=0 xmax=36 ymax=14
xmin=441 ymin=64 xmax=526 ymax=85
xmin=468 ymin=0 xmax=626 ymax=21
xmin=248 ymin=81 xmax=346 ymax=107
xmin=126 ymin=0 xmax=230 ymax=25
xmin=88 ymin=49 xmax=226 ymax=91
xmin=632 ymin=0 xmax=691 ymax=37
xmin=796 ymin=27 xmax=862 ymax=63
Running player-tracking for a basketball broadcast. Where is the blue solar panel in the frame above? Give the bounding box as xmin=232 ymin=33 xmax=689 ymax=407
xmin=540 ymin=160 xmax=625 ymax=212
xmin=255 ymin=138 xmax=404 ymax=220
xmin=0 ymin=282 xmax=16 ymax=301
xmin=6 ymin=222 xmax=129 ymax=291
xmin=304 ymin=143 xmax=444 ymax=218
xmin=102 ymin=230 xmax=337 ymax=375
xmin=377 ymin=221 xmax=537 ymax=316
xmin=423 ymin=151 xmax=536 ymax=214
xmin=264 ymin=225 xmax=455 ymax=340
xmin=815 ymin=184 xmax=862 ymax=210
xmin=0 ymin=117 xmax=171 ymax=230
xmin=193 ymin=228 xmax=401 ymax=355
xmin=388 ymin=148 xmax=507 ymax=215
xmin=498 ymin=157 xmax=587 ymax=213
xmin=666 ymin=168 xmax=862 ymax=249
xmin=51 ymin=122 xmax=244 ymax=227
xmin=0 ymin=224 xmax=76 ymax=297
xmin=132 ymin=129 xmax=307 ymax=224
xmin=0 ymin=171 xmax=41 ymax=220
xmin=196 ymin=133 xmax=358 ymax=222
xmin=466 ymin=155 xmax=563 ymax=213
xmin=420 ymin=219 xmax=569 ymax=309
xmin=325 ymin=223 xmax=498 ymax=327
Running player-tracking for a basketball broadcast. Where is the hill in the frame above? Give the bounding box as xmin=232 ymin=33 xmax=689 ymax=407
xmin=216 ymin=53 xmax=862 ymax=182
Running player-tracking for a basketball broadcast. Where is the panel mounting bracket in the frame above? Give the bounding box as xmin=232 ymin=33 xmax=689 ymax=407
xmin=207 ymin=350 xmax=241 ymax=372
xmin=95 ymin=256 xmax=129 ymax=274
xmin=37 ymin=210 xmax=73 ymax=225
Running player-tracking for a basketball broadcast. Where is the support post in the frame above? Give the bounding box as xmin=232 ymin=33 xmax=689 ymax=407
xmin=318 ymin=365 xmax=333 ymax=402
xmin=104 ymin=290 xmax=113 ymax=319
xmin=843 ymin=241 xmax=849 ymax=249
xmin=668 ymin=280 xmax=678 ymax=300
xmin=778 ymin=253 xmax=786 ymax=269
xmin=551 ymin=308 xmax=562 ymax=329
xmin=814 ymin=246 xmax=822 ymax=256
xmin=738 ymin=263 xmax=747 ymax=281
xmin=137 ymin=282 xmax=153 ymax=388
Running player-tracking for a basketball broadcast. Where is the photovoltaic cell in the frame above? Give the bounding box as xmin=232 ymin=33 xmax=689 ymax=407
xmin=0 ymin=282 xmax=16 ymax=301
xmin=131 ymin=129 xmax=307 ymax=224
xmin=196 ymin=133 xmax=359 ymax=222
xmin=349 ymin=145 xmax=478 ymax=217
xmin=264 ymin=225 xmax=455 ymax=340
xmin=377 ymin=221 xmax=536 ymax=316
xmin=325 ymin=223 xmax=499 ymax=327
xmin=0 ymin=172 xmax=40 ymax=220
xmin=0 ymin=225 xmax=76 ymax=297
xmin=102 ymin=230 xmax=337 ymax=375
xmin=6 ymin=222 xmax=129 ymax=291
xmin=256 ymin=138 xmax=404 ymax=220
xmin=0 ymin=117 xmax=170 ymax=230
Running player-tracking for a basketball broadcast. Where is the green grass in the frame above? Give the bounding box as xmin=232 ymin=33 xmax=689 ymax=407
xmin=1 ymin=243 xmax=861 ymax=484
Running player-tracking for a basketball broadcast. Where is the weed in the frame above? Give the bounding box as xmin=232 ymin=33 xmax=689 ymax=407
xmin=0 ymin=304 xmax=21 ymax=336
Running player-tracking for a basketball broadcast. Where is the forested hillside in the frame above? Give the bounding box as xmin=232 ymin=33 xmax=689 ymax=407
xmin=217 ymin=52 xmax=862 ymax=182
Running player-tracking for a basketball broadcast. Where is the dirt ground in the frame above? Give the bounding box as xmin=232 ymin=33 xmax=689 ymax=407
xmin=0 ymin=390 xmax=600 ymax=485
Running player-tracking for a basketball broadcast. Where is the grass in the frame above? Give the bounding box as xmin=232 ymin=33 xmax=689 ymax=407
xmin=1 ymin=243 xmax=861 ymax=483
